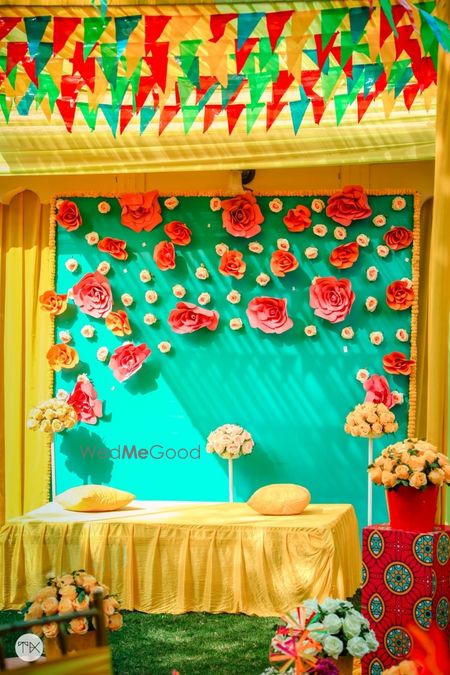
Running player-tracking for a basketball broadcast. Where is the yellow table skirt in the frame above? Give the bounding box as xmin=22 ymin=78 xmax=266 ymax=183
xmin=0 ymin=501 xmax=361 ymax=616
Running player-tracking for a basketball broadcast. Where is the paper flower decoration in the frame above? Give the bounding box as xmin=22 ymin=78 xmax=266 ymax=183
xmin=313 ymin=224 xmax=327 ymax=237
xmin=168 ymin=302 xmax=219 ymax=334
xmin=277 ymin=238 xmax=290 ymax=251
xmin=56 ymin=200 xmax=82 ymax=232
xmin=365 ymin=297 xmax=378 ymax=312
xmin=158 ymin=341 xmax=172 ymax=353
xmin=283 ymin=204 xmax=312 ymax=232
xmin=172 ymin=284 xmax=186 ymax=299
xmin=97 ymin=261 xmax=110 ymax=275
xmin=364 ymin=374 xmax=394 ymax=408
xmin=80 ymin=325 xmax=95 ymax=338
xmin=396 ymin=328 xmax=409 ymax=342
xmin=27 ymin=398 xmax=78 ymax=433
xmin=97 ymin=201 xmax=111 ymax=214
xmin=326 ymin=185 xmax=372 ymax=226
xmin=164 ymin=221 xmax=192 ymax=246
xmin=246 ymin=296 xmax=293 ymax=334
xmin=143 ymin=313 xmax=157 ymax=325
xmin=377 ymin=245 xmax=390 ymax=257
xmin=341 ymin=326 xmax=354 ymax=339
xmin=140 ymin=270 xmax=152 ymax=283
xmin=311 ymin=198 xmax=325 ymax=213
xmin=304 ymin=325 xmax=317 ymax=337
xmin=227 ymin=290 xmax=241 ymax=304
xmin=106 ymin=310 xmax=131 ymax=336
xmin=382 ymin=351 xmax=415 ymax=375
xmin=269 ymin=198 xmax=283 ymax=212
xmin=392 ymin=196 xmax=406 ymax=211
xmin=219 ymin=250 xmax=246 ymax=279
xmin=248 ymin=241 xmax=263 ymax=253
xmin=334 ymin=226 xmax=347 ymax=240
xmin=164 ymin=196 xmax=179 ymax=210
xmin=121 ymin=293 xmax=134 ymax=307
xmin=372 ymin=214 xmax=386 ymax=227
xmin=304 ymin=247 xmax=318 ymax=259
xmin=153 ymin=241 xmax=176 ymax=270
xmin=386 ymin=279 xmax=414 ymax=310
xmin=85 ymin=232 xmax=99 ymax=245
xmin=384 ymin=226 xmax=413 ymax=251
xmin=356 ymin=369 xmax=370 ymax=383
xmin=356 ymin=233 xmax=370 ymax=247
xmin=65 ymin=258 xmax=78 ymax=272
xmin=256 ymin=273 xmax=271 ymax=286
xmin=344 ymin=402 xmax=397 ymax=437
xmin=210 ymin=197 xmax=221 ymax=211
xmin=118 ymin=191 xmax=162 ymax=232
xmin=221 ymin=193 xmax=264 ymax=238
xmin=59 ymin=331 xmax=71 ymax=344
xmin=369 ymin=331 xmax=384 ymax=345
xmin=145 ymin=290 xmax=158 ymax=304
xmin=97 ymin=347 xmax=109 ymax=362
xmin=366 ymin=266 xmax=378 ymax=281
xmin=97 ymin=237 xmax=128 ymax=261
xmin=73 ymin=272 xmax=113 ymax=319
xmin=215 ymin=243 xmax=229 ymax=256
xmin=270 ymin=250 xmax=299 ymax=277
xmin=206 ymin=424 xmax=254 ymax=459
xmin=329 ymin=242 xmax=359 ymax=269
xmin=198 ymin=292 xmax=211 ymax=305
xmin=229 ymin=318 xmax=243 ymax=330
xmin=46 ymin=344 xmax=79 ymax=371
xmin=195 ymin=265 xmax=209 ymax=280
xmin=67 ymin=375 xmax=103 ymax=425
xmin=39 ymin=291 xmax=68 ymax=316
xmin=109 ymin=342 xmax=151 ymax=382
xmin=309 ymin=276 xmax=355 ymax=324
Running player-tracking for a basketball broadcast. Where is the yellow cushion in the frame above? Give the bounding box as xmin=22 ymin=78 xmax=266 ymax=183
xmin=247 ymin=484 xmax=311 ymax=516
xmin=55 ymin=485 xmax=135 ymax=512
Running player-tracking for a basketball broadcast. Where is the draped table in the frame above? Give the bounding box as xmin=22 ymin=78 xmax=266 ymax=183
xmin=0 ymin=500 xmax=361 ymax=616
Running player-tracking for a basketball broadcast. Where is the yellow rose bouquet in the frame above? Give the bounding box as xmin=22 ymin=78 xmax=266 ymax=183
xmin=344 ymin=402 xmax=398 ymax=438
xmin=22 ymin=569 xmax=123 ymax=641
xmin=368 ymin=439 xmax=450 ymax=490
xmin=27 ymin=398 xmax=78 ymax=433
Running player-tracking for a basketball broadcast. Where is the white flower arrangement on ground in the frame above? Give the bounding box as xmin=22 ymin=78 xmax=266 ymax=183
xmin=267 ymin=597 xmax=378 ymax=674
xmin=206 ymin=424 xmax=254 ymax=460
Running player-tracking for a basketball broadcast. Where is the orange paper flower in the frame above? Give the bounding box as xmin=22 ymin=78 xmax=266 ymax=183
xmin=47 ymin=344 xmax=79 ymax=371
xmin=329 ymin=242 xmax=360 ymax=269
xmin=164 ymin=221 xmax=192 ymax=246
xmin=118 ymin=191 xmax=162 ymax=232
xmin=219 ymin=250 xmax=246 ymax=279
xmin=382 ymin=351 xmax=415 ymax=375
xmin=383 ymin=226 xmax=413 ymax=251
xmin=106 ymin=310 xmax=132 ymax=337
xmin=153 ymin=241 xmax=176 ymax=270
xmin=39 ymin=290 xmax=68 ymax=316
xmin=283 ymin=204 xmax=312 ymax=232
xmin=270 ymin=250 xmax=299 ymax=277
xmin=386 ymin=280 xmax=414 ymax=310
xmin=221 ymin=193 xmax=264 ymax=238
xmin=56 ymin=200 xmax=82 ymax=232
xmin=326 ymin=185 xmax=372 ymax=226
xmin=98 ymin=237 xmax=128 ymax=261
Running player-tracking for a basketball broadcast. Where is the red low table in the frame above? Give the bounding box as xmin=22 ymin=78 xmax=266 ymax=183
xmin=361 ymin=524 xmax=450 ymax=675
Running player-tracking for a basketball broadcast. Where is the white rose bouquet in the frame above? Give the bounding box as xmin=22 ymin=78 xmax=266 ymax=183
xmin=206 ymin=424 xmax=254 ymax=460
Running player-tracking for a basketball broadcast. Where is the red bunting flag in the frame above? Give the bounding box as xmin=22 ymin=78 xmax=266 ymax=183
xmin=70 ymin=42 xmax=96 ymax=91
xmin=159 ymin=104 xmax=179 ymax=134
xmin=266 ymin=101 xmax=286 ymax=129
xmin=120 ymin=105 xmax=134 ymax=133
xmin=135 ymin=75 xmax=157 ymax=112
xmin=357 ymin=92 xmax=376 ymax=121
xmin=56 ymin=98 xmax=76 ymax=132
xmin=272 ymin=71 xmax=294 ymax=106
xmin=0 ymin=17 xmax=21 ymax=42
xmin=203 ymin=104 xmax=221 ymax=132
xmin=145 ymin=42 xmax=169 ymax=91
xmin=53 ymin=17 xmax=81 ymax=55
xmin=235 ymin=38 xmax=258 ymax=73
xmin=144 ymin=15 xmax=171 ymax=48
xmin=227 ymin=103 xmax=245 ymax=132
xmin=210 ymin=14 xmax=237 ymax=43
xmin=266 ymin=10 xmax=294 ymax=51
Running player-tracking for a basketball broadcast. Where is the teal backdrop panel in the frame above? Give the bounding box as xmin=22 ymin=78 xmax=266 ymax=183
xmin=53 ymin=191 xmax=418 ymax=528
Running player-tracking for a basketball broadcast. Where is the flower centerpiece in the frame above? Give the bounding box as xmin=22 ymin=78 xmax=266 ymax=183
xmin=368 ymin=438 xmax=450 ymax=531
xmin=344 ymin=402 xmax=398 ymax=525
xmin=267 ymin=598 xmax=378 ymax=675
xmin=22 ymin=569 xmax=123 ymax=660
xmin=206 ymin=424 xmax=254 ymax=502
xmin=27 ymin=398 xmax=78 ymax=434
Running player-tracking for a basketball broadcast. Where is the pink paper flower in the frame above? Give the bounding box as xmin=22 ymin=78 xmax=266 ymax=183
xmin=309 ymin=276 xmax=355 ymax=324
xmin=67 ymin=377 xmax=103 ymax=425
xmin=65 ymin=258 xmax=78 ymax=272
xmin=377 ymin=245 xmax=390 ymax=258
xmin=364 ymin=374 xmax=394 ymax=408
xmin=109 ymin=343 xmax=151 ymax=382
xmin=172 ymin=284 xmax=186 ymax=299
xmin=97 ymin=201 xmax=110 ymax=214
xmin=145 ymin=290 xmax=158 ymax=304
xmin=168 ymin=302 xmax=219 ymax=334
xmin=392 ymin=390 xmax=404 ymax=405
xmin=140 ymin=269 xmax=152 ymax=283
xmin=356 ymin=233 xmax=370 ymax=247
xmin=195 ymin=265 xmax=209 ymax=280
xmin=198 ymin=292 xmax=211 ymax=305
xmin=277 ymin=238 xmax=290 ymax=251
xmin=144 ymin=313 xmax=157 ymax=325
xmin=73 ymin=272 xmax=113 ymax=318
xmin=246 ymin=297 xmax=293 ymax=334
xmin=215 ymin=243 xmax=229 ymax=256
xmin=97 ymin=261 xmax=110 ymax=275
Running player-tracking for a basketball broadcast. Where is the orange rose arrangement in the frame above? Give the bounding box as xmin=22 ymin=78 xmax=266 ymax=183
xmin=105 ymin=310 xmax=132 ymax=337
xmin=47 ymin=344 xmax=79 ymax=371
xmin=22 ymin=569 xmax=123 ymax=639
xmin=344 ymin=402 xmax=398 ymax=438
xmin=39 ymin=291 xmax=68 ymax=316
xmin=368 ymin=439 xmax=450 ymax=490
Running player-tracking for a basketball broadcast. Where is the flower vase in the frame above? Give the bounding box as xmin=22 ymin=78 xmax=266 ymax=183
xmin=386 ymin=484 xmax=439 ymax=532
xmin=45 ymin=630 xmax=98 ymax=660
xmin=334 ymin=654 xmax=354 ymax=675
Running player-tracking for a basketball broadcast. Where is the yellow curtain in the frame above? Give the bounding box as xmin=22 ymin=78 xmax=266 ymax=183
xmin=0 ymin=191 xmax=52 ymax=523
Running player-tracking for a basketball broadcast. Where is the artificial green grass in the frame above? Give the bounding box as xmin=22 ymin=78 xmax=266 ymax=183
xmin=0 ymin=610 xmax=277 ymax=675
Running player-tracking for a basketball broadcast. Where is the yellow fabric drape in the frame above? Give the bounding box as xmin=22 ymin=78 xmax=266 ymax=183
xmin=0 ymin=191 xmax=52 ymax=524
xmin=0 ymin=502 xmax=361 ymax=615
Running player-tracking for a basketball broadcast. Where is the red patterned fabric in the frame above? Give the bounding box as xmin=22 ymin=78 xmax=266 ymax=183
xmin=361 ymin=525 xmax=450 ymax=674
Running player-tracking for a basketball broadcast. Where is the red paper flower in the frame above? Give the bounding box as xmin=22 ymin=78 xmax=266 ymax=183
xmin=153 ymin=241 xmax=176 ymax=270
xmin=382 ymin=351 xmax=415 ymax=375
xmin=364 ymin=374 xmax=394 ymax=408
xmin=221 ymin=193 xmax=264 ymax=238
xmin=326 ymin=185 xmax=372 ymax=226
xmin=109 ymin=343 xmax=151 ymax=382
xmin=164 ymin=221 xmax=192 ymax=246
xmin=329 ymin=242 xmax=360 ymax=269
xmin=67 ymin=377 xmax=103 ymax=425
xmin=386 ymin=280 xmax=414 ymax=310
xmin=97 ymin=237 xmax=128 ymax=261
xmin=39 ymin=290 xmax=68 ymax=316
xmin=168 ymin=302 xmax=219 ymax=334
xmin=219 ymin=250 xmax=246 ymax=279
xmin=384 ymin=226 xmax=413 ymax=251
xmin=283 ymin=205 xmax=312 ymax=232
xmin=246 ymin=296 xmax=293 ymax=334
xmin=56 ymin=200 xmax=82 ymax=232
xmin=309 ymin=276 xmax=355 ymax=324
xmin=73 ymin=272 xmax=113 ymax=318
xmin=118 ymin=191 xmax=162 ymax=232
xmin=105 ymin=310 xmax=131 ymax=337
xmin=270 ymin=250 xmax=299 ymax=277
